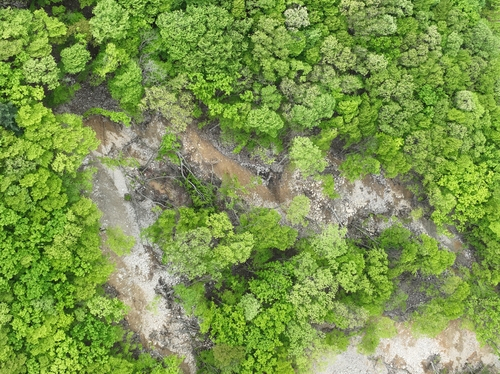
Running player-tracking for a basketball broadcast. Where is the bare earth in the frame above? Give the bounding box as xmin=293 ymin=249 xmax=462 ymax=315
xmin=87 ymin=116 xmax=197 ymax=373
xmin=317 ymin=321 xmax=500 ymax=374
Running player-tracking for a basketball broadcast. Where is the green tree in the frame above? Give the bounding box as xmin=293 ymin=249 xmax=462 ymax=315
xmin=289 ymin=136 xmax=327 ymax=177
xmin=105 ymin=226 xmax=135 ymax=256
xmin=145 ymin=209 xmax=254 ymax=280
xmin=89 ymin=0 xmax=130 ymax=44
xmin=156 ymin=5 xmax=247 ymax=81
xmin=60 ymin=43 xmax=91 ymax=74
xmin=239 ymin=208 xmax=297 ymax=253
xmin=340 ymin=153 xmax=380 ymax=181
xmin=22 ymin=56 xmax=60 ymax=90
xmin=286 ymin=195 xmax=310 ymax=226
xmin=245 ymin=106 xmax=284 ymax=138
xmin=140 ymin=83 xmax=194 ymax=133
xmin=108 ymin=60 xmax=144 ymax=113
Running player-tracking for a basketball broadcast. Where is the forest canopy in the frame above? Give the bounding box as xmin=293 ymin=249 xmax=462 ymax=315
xmin=2 ymin=0 xmax=500 ymax=372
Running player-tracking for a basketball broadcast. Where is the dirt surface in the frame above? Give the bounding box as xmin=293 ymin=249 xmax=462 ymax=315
xmin=80 ymin=109 xmax=499 ymax=374
xmin=86 ymin=115 xmax=198 ymax=373
xmin=181 ymin=125 xmax=277 ymax=206
xmin=317 ymin=321 xmax=500 ymax=374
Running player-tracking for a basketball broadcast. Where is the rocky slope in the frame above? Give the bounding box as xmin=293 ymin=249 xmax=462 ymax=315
xmin=82 ymin=112 xmax=499 ymax=373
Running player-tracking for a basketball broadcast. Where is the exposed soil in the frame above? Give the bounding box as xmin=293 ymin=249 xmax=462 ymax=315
xmin=317 ymin=321 xmax=500 ymax=374
xmin=80 ymin=109 xmax=499 ymax=374
xmin=180 ymin=124 xmax=277 ymax=206
xmin=316 ymin=322 xmax=500 ymax=374
xmin=85 ymin=116 xmax=198 ymax=373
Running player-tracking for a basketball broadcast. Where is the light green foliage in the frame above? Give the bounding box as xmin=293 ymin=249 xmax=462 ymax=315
xmin=0 ymin=9 xmax=66 ymax=105
xmin=92 ymin=42 xmax=130 ymax=79
xmin=22 ymin=56 xmax=60 ymax=90
xmin=89 ymin=0 xmax=130 ymax=43
xmin=87 ymin=295 xmax=127 ymax=322
xmin=140 ymin=84 xmax=194 ymax=132
xmin=0 ymin=6 xmax=183 ymax=373
xmin=108 ymin=60 xmax=144 ymax=113
xmin=286 ymin=195 xmax=310 ymax=226
xmin=238 ymin=294 xmax=261 ymax=321
xmin=284 ymin=6 xmax=310 ymax=31
xmin=157 ymin=133 xmax=181 ymax=162
xmin=84 ymin=108 xmax=132 ymax=127
xmin=259 ymin=84 xmax=283 ymax=111
xmin=375 ymin=134 xmax=410 ymax=178
xmin=340 ymin=0 xmax=411 ymax=36
xmin=280 ymin=79 xmax=336 ymax=129
xmin=455 ymin=90 xmax=476 ymax=112
xmin=320 ymin=174 xmax=339 ymax=199
xmin=313 ymin=127 xmax=338 ymax=152
xmin=0 ymin=9 xmax=65 ymax=60
xmin=289 ymin=92 xmax=336 ymax=129
xmin=379 ymin=225 xmax=456 ymax=278
xmin=466 ymin=293 xmax=500 ymax=354
xmin=340 ymin=153 xmax=380 ymax=182
xmin=239 ymin=208 xmax=297 ymax=264
xmin=60 ymin=43 xmax=91 ymax=74
xmin=145 ymin=208 xmax=253 ymax=280
xmin=321 ymin=35 xmax=357 ymax=73
xmin=289 ymin=136 xmax=327 ymax=178
xmin=251 ymin=17 xmax=300 ymax=81
xmin=173 ymin=283 xmax=207 ymax=318
xmin=245 ymin=106 xmax=284 ymax=138
xmin=358 ymin=317 xmax=397 ymax=354
xmin=105 ymin=226 xmax=135 ymax=256
xmin=156 ymin=5 xmax=247 ymax=80
xmin=116 ymin=0 xmax=167 ymax=21
xmin=410 ymin=208 xmax=423 ymax=221
xmin=324 ymin=329 xmax=350 ymax=352
xmin=0 ymin=99 xmax=144 ymax=372
xmin=99 ymin=153 xmax=140 ymax=168
xmin=309 ymin=224 xmax=348 ymax=261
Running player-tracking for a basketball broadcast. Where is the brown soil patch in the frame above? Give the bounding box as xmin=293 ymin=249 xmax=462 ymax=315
xmin=437 ymin=320 xmax=465 ymax=352
xmin=84 ymin=115 xmax=131 ymax=154
xmin=149 ymin=180 xmax=169 ymax=195
xmin=181 ymin=125 xmax=277 ymax=204
xmin=391 ymin=354 xmax=407 ymax=368
xmin=275 ymin=168 xmax=295 ymax=204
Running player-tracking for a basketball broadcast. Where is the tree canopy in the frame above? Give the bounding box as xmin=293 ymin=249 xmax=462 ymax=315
xmin=5 ymin=0 xmax=500 ymax=372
